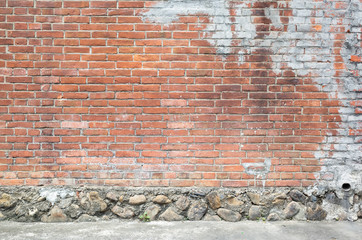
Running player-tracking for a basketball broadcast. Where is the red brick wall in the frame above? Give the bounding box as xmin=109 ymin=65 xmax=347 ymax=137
xmin=0 ymin=0 xmax=361 ymax=188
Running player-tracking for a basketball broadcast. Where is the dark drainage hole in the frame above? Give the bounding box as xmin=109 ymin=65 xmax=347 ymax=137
xmin=342 ymin=183 xmax=351 ymax=190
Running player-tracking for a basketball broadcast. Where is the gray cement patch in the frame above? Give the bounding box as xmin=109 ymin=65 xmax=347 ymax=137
xmin=0 ymin=221 xmax=361 ymax=240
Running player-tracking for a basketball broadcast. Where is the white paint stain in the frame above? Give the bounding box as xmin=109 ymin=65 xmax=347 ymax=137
xmin=39 ymin=188 xmax=75 ymax=205
xmin=142 ymin=0 xmax=255 ymax=56
xmin=265 ymin=6 xmax=283 ymax=29
xmin=283 ymin=0 xmax=362 ymax=191
xmin=141 ymin=0 xmax=362 ymax=190
xmin=242 ymin=158 xmax=271 ymax=189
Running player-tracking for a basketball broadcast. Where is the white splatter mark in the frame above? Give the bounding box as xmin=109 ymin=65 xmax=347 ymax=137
xmin=142 ymin=0 xmax=256 ymax=56
xmin=141 ymin=0 xmax=362 ymax=190
xmin=285 ymin=0 xmax=362 ymax=191
xmin=242 ymin=158 xmax=271 ymax=188
xmin=39 ymin=188 xmax=75 ymax=205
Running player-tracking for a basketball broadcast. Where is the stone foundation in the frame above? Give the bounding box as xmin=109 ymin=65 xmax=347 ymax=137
xmin=0 ymin=186 xmax=361 ymax=222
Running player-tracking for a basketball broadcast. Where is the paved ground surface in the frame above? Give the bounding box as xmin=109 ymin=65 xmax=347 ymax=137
xmin=0 ymin=221 xmax=361 ymax=240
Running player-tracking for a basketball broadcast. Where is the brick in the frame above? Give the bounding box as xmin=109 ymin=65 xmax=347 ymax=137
xmin=82 ymin=9 xmax=107 ymax=16
xmin=36 ymin=47 xmax=63 ymax=53
xmin=0 ymin=1 xmax=358 ymax=188
xmin=8 ymin=46 xmax=34 ymax=53
xmin=8 ymin=0 xmax=34 ymax=7
xmin=350 ymin=55 xmax=361 ymax=62
xmin=64 ymin=16 xmax=89 ymax=23
xmin=64 ymin=1 xmax=89 ymax=8
xmin=61 ymin=121 xmax=88 ymax=129
xmin=118 ymin=16 xmax=142 ymax=23
xmin=90 ymin=1 xmax=117 ymax=8
xmin=7 ymin=16 xmax=34 ymax=22
xmin=54 ymin=9 xmax=80 ymax=15
xmin=36 ymin=1 xmax=61 ymax=8
xmin=118 ymin=1 xmax=144 ymax=8
xmin=80 ymin=39 xmax=106 ymax=46
xmin=92 ymin=32 xmax=117 ymax=38
xmin=36 ymin=16 xmax=62 ymax=23
xmin=92 ymin=17 xmax=117 ymax=23
xmin=159 ymin=70 xmax=185 ymax=76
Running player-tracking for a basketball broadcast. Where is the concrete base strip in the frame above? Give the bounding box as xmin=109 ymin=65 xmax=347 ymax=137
xmin=0 ymin=221 xmax=361 ymax=240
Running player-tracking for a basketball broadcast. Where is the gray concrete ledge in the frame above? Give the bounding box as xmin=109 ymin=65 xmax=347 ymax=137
xmin=0 ymin=221 xmax=361 ymax=240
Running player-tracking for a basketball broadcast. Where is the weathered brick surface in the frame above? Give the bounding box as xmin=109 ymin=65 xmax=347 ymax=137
xmin=0 ymin=0 xmax=360 ymax=189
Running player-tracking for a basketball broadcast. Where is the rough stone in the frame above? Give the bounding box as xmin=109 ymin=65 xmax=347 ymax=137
xmin=77 ymin=214 xmax=97 ymax=222
xmin=67 ymin=204 xmax=82 ymax=219
xmin=272 ymin=198 xmax=285 ymax=206
xmin=187 ymin=201 xmax=208 ymax=220
xmin=337 ymin=211 xmax=348 ymax=221
xmin=81 ymin=191 xmax=107 ymax=215
xmin=159 ymin=208 xmax=183 ymax=221
xmin=34 ymin=201 xmax=51 ymax=212
xmin=260 ymin=206 xmax=270 ymax=217
xmin=248 ymin=206 xmax=261 ymax=220
xmin=347 ymin=212 xmax=358 ymax=222
xmin=226 ymin=197 xmax=243 ymax=207
xmin=203 ymin=214 xmax=221 ymax=221
xmin=14 ymin=205 xmax=27 ymax=217
xmin=217 ymin=208 xmax=241 ymax=222
xmin=41 ymin=206 xmax=68 ymax=223
xmin=144 ymin=204 xmax=161 ymax=221
xmin=337 ymin=212 xmax=350 ymax=221
xmin=129 ymin=195 xmax=146 ymax=205
xmin=58 ymin=198 xmax=72 ymax=209
xmin=307 ymin=204 xmax=327 ymax=221
xmin=325 ymin=192 xmax=340 ymax=205
xmin=272 ymin=193 xmax=287 ymax=206
xmin=206 ymin=191 xmax=221 ymax=210
xmin=28 ymin=207 xmax=38 ymax=217
xmin=0 ymin=193 xmax=15 ymax=209
xmin=0 ymin=211 xmax=5 ymax=220
xmin=22 ymin=192 xmax=37 ymax=203
xmin=322 ymin=201 xmax=348 ymax=221
xmin=111 ymin=206 xmax=134 ymax=219
xmin=175 ymin=196 xmax=190 ymax=211
xmin=358 ymin=210 xmax=362 ymax=219
xmin=262 ymin=194 xmax=277 ymax=206
xmin=106 ymin=192 xmax=119 ymax=202
xmin=37 ymin=196 xmax=46 ymax=202
xmin=289 ymin=190 xmax=308 ymax=203
xmin=294 ymin=205 xmax=307 ymax=221
xmin=267 ymin=213 xmax=280 ymax=221
xmin=152 ymin=195 xmax=171 ymax=204
xmin=284 ymin=201 xmax=300 ymax=219
xmin=247 ymin=192 xmax=261 ymax=205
